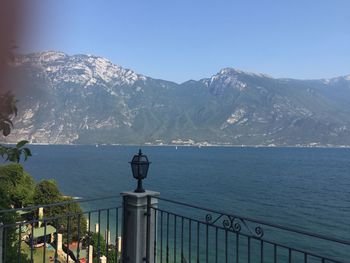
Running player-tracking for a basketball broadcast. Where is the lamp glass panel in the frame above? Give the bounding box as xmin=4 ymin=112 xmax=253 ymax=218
xmin=130 ymin=154 xmax=149 ymax=179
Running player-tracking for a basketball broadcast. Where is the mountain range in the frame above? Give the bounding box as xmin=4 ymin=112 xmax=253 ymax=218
xmin=2 ymin=51 xmax=350 ymax=146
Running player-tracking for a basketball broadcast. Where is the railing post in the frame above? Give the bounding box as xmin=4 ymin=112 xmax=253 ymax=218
xmin=0 ymin=223 xmax=3 ymax=263
xmin=121 ymin=191 xmax=159 ymax=263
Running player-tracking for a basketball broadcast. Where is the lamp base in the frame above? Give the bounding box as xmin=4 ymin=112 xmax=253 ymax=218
xmin=134 ymin=179 xmax=145 ymax=193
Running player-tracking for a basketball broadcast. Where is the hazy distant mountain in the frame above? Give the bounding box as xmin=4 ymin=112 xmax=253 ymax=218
xmin=3 ymin=51 xmax=350 ymax=146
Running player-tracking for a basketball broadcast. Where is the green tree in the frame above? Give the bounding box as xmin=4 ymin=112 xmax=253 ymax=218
xmin=0 ymin=164 xmax=33 ymax=263
xmin=33 ymin=179 xmax=64 ymax=227
xmin=107 ymin=249 xmax=118 ymax=263
xmin=0 ymin=163 xmax=35 ymax=209
xmin=33 ymin=179 xmax=87 ymax=242
xmin=33 ymin=179 xmax=61 ymax=204
xmin=83 ymin=232 xmax=118 ymax=263
xmin=87 ymin=232 xmax=106 ymax=263
xmin=59 ymin=198 xmax=87 ymax=243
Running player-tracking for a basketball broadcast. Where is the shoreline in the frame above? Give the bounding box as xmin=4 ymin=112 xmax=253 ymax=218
xmin=1 ymin=142 xmax=350 ymax=149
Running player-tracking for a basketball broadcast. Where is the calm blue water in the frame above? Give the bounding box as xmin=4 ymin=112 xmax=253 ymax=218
xmin=21 ymin=145 xmax=350 ymax=260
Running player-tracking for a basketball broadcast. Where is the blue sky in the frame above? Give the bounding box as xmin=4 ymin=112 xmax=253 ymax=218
xmin=22 ymin=0 xmax=350 ymax=83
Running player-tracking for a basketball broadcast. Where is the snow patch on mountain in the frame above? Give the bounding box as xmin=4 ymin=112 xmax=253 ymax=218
xmin=39 ymin=51 xmax=67 ymax=62
xmin=18 ymin=51 xmax=147 ymax=87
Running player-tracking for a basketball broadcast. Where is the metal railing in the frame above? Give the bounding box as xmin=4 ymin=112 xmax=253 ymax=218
xmin=0 ymin=195 xmax=122 ymax=263
xmin=1 ymin=194 xmax=349 ymax=263
xmin=148 ymin=197 xmax=350 ymax=263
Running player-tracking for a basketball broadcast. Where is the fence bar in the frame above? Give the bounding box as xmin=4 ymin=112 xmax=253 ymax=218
xmin=206 ymin=224 xmax=208 ymax=263
xmin=225 ymin=230 xmax=228 ymax=263
xmin=146 ymin=196 xmax=151 ymax=263
xmin=116 ymin=208 xmax=119 ymax=263
xmin=30 ymin=222 xmax=34 ymax=263
xmin=17 ymin=223 xmax=21 ymax=263
xmin=289 ymin=248 xmax=291 ymax=263
xmin=166 ymin=213 xmax=169 ymax=263
xmin=174 ymin=215 xmax=177 ymax=263
xmin=154 ymin=207 xmax=157 ymax=263
xmin=160 ymin=211 xmax=163 ymax=263
xmin=98 ymin=210 xmax=101 ymax=260
xmin=67 ymin=215 xmax=70 ymax=263
xmin=189 ymin=219 xmax=191 ymax=263
xmin=181 ymin=217 xmax=184 ymax=263
xmin=215 ymin=228 xmax=218 ymax=263
xmin=197 ymin=222 xmax=199 ymax=263
xmin=236 ymin=233 xmax=239 ymax=263
xmin=77 ymin=214 xmax=81 ymax=261
xmin=88 ymin=212 xmax=91 ymax=263
xmin=43 ymin=220 xmax=47 ymax=263
xmin=248 ymin=236 xmax=251 ymax=263
xmin=106 ymin=210 xmax=109 ymax=261
xmin=3 ymin=228 xmax=6 ymax=263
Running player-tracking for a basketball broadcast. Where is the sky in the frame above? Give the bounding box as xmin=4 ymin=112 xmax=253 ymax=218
xmin=20 ymin=0 xmax=350 ymax=83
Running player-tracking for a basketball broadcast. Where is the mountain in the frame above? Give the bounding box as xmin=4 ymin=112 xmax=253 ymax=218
xmin=2 ymin=51 xmax=350 ymax=146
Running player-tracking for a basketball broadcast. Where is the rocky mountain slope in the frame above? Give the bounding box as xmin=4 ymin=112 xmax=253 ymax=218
xmin=3 ymin=51 xmax=350 ymax=146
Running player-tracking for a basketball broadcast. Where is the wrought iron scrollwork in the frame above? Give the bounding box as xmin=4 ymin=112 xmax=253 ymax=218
xmin=205 ymin=213 xmax=264 ymax=238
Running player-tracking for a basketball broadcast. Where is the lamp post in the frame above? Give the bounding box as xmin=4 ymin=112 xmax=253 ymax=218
xmin=122 ymin=149 xmax=158 ymax=263
xmin=129 ymin=149 xmax=151 ymax=193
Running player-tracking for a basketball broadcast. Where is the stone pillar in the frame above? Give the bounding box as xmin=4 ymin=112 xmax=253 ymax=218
xmin=57 ymin=233 xmax=62 ymax=251
xmin=99 ymin=255 xmax=107 ymax=263
xmin=88 ymin=245 xmax=93 ymax=263
xmin=0 ymin=223 xmax=3 ymax=263
xmin=121 ymin=191 xmax=159 ymax=263
xmin=95 ymin=223 xmax=99 ymax=233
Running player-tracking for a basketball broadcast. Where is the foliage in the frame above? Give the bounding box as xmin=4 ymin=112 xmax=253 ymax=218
xmin=33 ymin=179 xmax=87 ymax=242
xmin=0 ymin=168 xmax=87 ymax=259
xmin=0 ymin=163 xmax=35 ymax=209
xmin=33 ymin=179 xmax=61 ymax=204
xmin=2 ymin=231 xmax=30 ymax=263
xmin=0 ymin=91 xmax=17 ymax=136
xmin=107 ymin=249 xmax=118 ymax=263
xmin=0 ymin=140 xmax=32 ymax=163
xmin=0 ymin=164 xmax=33 ymax=263
xmin=33 ymin=179 xmax=64 ymax=225
xmin=82 ymin=232 xmax=119 ymax=263
xmin=90 ymin=232 xmax=106 ymax=257
xmin=0 ymin=91 xmax=32 ymax=163
xmin=1 ymin=224 xmax=31 ymax=263
xmin=59 ymin=198 xmax=87 ymax=243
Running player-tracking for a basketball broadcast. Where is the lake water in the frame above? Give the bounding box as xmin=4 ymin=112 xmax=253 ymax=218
xmin=21 ymin=145 xmax=350 ymax=261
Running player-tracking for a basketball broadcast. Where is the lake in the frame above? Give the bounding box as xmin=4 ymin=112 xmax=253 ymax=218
xmin=21 ymin=145 xmax=350 ymax=260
